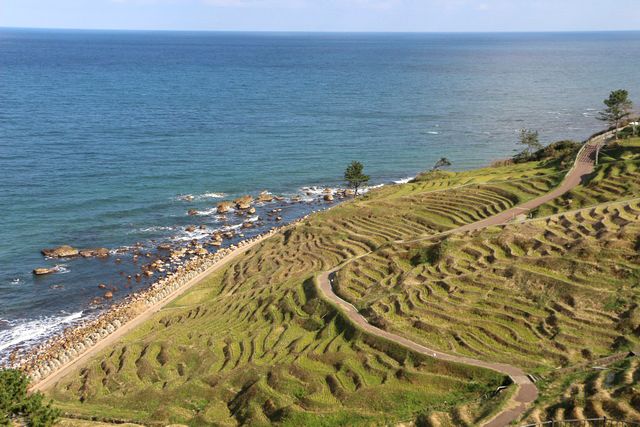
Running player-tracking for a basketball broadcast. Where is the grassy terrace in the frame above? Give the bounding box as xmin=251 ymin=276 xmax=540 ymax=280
xmin=332 ymin=138 xmax=640 ymax=424
xmin=336 ymin=199 xmax=640 ymax=369
xmin=46 ymin=157 xmax=569 ymax=425
xmin=524 ymin=358 xmax=640 ymax=424
xmin=533 ymin=137 xmax=640 ymax=217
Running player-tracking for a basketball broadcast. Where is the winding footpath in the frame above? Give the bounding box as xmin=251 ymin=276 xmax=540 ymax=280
xmin=317 ymin=132 xmax=611 ymax=427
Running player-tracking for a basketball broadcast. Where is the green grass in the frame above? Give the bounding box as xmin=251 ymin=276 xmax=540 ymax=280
xmin=336 ymin=199 xmax=640 ymax=372
xmin=48 ymin=242 xmax=505 ymax=425
xmin=533 ymin=137 xmax=640 ymax=218
xmin=523 ymin=358 xmax=640 ymax=424
xmin=45 ymin=143 xmax=640 ymax=426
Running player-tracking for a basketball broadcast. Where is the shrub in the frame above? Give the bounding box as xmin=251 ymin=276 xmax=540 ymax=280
xmin=0 ymin=369 xmax=60 ymax=427
xmin=513 ymin=140 xmax=581 ymax=166
xmin=411 ymin=239 xmax=450 ymax=266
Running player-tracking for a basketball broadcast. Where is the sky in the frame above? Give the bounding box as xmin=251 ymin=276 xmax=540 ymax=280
xmin=2 ymin=0 xmax=640 ymax=32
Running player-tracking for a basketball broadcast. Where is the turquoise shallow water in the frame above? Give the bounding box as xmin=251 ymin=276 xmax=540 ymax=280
xmin=1 ymin=29 xmax=639 ymax=358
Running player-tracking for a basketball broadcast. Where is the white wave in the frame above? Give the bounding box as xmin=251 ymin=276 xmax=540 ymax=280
xmin=172 ymin=228 xmax=211 ymax=242
xmin=393 ymin=177 xmax=414 ymax=184
xmin=175 ymin=192 xmax=225 ymax=202
xmin=53 ymin=264 xmax=70 ymax=274
xmin=195 ymin=192 xmax=226 ymax=200
xmin=361 ymin=183 xmax=385 ymax=193
xmin=193 ymin=208 xmax=222 ymax=216
xmin=426 ymin=131 xmax=440 ymax=135
xmin=10 ymin=278 xmax=22 ymax=285
xmin=0 ymin=311 xmax=84 ymax=354
xmin=135 ymin=226 xmax=175 ymax=233
xmin=299 ymin=186 xmax=327 ymax=196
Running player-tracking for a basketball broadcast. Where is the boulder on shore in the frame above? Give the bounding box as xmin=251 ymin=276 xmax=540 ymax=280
xmin=41 ymin=245 xmax=79 ymax=258
xmin=33 ymin=267 xmax=57 ymax=275
xmin=157 ymin=243 xmax=172 ymax=251
xmin=185 ymin=225 xmax=196 ymax=233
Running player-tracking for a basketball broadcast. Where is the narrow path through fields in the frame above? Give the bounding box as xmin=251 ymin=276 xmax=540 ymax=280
xmin=317 ymin=132 xmax=610 ymax=427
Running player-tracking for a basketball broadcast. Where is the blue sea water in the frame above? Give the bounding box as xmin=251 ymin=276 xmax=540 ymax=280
xmin=1 ymin=29 xmax=640 ymax=359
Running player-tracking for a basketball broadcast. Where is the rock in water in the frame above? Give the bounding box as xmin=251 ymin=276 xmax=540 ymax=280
xmin=234 ymin=195 xmax=254 ymax=210
xmin=217 ymin=201 xmax=233 ymax=214
xmin=41 ymin=245 xmax=79 ymax=258
xmin=104 ymin=291 xmax=113 ymax=299
xmin=79 ymin=248 xmax=110 ymax=258
xmin=187 ymin=209 xmax=198 ymax=216
xmin=323 ymin=194 xmax=334 ymax=202
xmin=257 ymin=191 xmax=274 ymax=203
xmin=33 ymin=267 xmax=57 ymax=275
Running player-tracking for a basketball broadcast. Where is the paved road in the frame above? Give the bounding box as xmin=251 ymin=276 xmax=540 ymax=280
xmin=316 ymin=133 xmax=609 ymax=426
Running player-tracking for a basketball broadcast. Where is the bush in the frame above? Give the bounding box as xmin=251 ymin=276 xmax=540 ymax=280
xmin=0 ymin=369 xmax=60 ymax=426
xmin=513 ymin=140 xmax=581 ymax=166
xmin=411 ymin=239 xmax=450 ymax=266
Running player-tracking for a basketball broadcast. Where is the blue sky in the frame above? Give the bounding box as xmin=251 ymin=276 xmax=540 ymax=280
xmin=2 ymin=0 xmax=640 ymax=32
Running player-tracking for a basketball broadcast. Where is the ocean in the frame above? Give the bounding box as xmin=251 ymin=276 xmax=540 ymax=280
xmin=1 ymin=29 xmax=639 ymax=360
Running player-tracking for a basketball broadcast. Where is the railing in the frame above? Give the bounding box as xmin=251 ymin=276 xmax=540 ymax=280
xmin=521 ymin=418 xmax=640 ymax=427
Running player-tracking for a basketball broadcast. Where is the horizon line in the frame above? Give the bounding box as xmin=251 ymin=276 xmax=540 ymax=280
xmin=2 ymin=25 xmax=640 ymax=34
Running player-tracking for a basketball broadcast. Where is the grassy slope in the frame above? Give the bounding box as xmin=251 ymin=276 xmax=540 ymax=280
xmin=334 ymin=139 xmax=640 ymax=423
xmin=533 ymin=137 xmax=640 ymax=217
xmin=524 ymin=358 xmax=640 ymax=424
xmin=47 ymin=159 xmax=567 ymax=426
xmin=47 ymin=154 xmax=600 ymax=425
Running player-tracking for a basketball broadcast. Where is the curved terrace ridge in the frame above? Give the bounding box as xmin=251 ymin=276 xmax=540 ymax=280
xmin=316 ymin=131 xmax=611 ymax=426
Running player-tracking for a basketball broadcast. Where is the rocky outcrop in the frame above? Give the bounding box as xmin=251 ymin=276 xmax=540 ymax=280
xmin=257 ymin=191 xmax=274 ymax=203
xmin=234 ymin=195 xmax=254 ymax=210
xmin=33 ymin=267 xmax=57 ymax=275
xmin=79 ymin=248 xmax=110 ymax=258
xmin=41 ymin=245 xmax=79 ymax=258
xmin=217 ymin=201 xmax=233 ymax=214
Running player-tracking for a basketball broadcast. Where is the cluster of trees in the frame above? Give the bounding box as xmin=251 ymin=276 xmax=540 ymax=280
xmin=0 ymin=369 xmax=59 ymax=426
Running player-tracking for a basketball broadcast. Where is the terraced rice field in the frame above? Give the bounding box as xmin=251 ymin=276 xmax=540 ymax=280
xmin=45 ymin=159 xmax=567 ymax=425
xmin=533 ymin=138 xmax=640 ymax=217
xmin=48 ymin=233 xmax=507 ymax=425
xmin=335 ymin=199 xmax=640 ymax=371
xmin=524 ymin=357 xmax=640 ymax=424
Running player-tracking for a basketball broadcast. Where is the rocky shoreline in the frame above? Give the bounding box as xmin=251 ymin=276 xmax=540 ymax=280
xmin=6 ymin=217 xmax=309 ymax=386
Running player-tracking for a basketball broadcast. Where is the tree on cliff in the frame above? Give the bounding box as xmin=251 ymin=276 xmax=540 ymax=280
xmin=0 ymin=369 xmax=60 ymax=426
xmin=598 ymin=89 xmax=633 ymax=139
xmin=432 ymin=157 xmax=452 ymax=171
xmin=344 ymin=161 xmax=370 ymax=196
xmin=518 ymin=129 xmax=542 ymax=155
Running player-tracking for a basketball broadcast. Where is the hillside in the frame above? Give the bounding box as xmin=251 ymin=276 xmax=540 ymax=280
xmin=44 ymin=135 xmax=640 ymax=426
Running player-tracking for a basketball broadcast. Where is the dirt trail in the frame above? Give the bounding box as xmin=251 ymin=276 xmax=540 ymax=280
xmin=317 ymin=133 xmax=610 ymax=427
